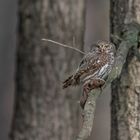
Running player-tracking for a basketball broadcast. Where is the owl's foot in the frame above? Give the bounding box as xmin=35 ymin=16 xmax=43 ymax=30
xmin=88 ymin=78 xmax=105 ymax=92
xmin=80 ymin=78 xmax=105 ymax=109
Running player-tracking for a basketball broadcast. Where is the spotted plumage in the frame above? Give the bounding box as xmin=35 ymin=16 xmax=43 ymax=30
xmin=63 ymin=40 xmax=115 ymax=108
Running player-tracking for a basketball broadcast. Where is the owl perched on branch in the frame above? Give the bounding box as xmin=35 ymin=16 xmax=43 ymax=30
xmin=63 ymin=41 xmax=115 ymax=109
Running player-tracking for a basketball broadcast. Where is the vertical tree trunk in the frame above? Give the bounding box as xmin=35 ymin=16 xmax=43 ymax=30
xmin=10 ymin=0 xmax=85 ymax=140
xmin=110 ymin=0 xmax=140 ymax=140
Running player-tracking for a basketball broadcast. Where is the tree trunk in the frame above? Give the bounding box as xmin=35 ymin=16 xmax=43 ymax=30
xmin=10 ymin=0 xmax=85 ymax=140
xmin=110 ymin=0 xmax=140 ymax=140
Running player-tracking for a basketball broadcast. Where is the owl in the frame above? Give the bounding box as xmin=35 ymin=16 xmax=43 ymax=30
xmin=63 ymin=41 xmax=115 ymax=109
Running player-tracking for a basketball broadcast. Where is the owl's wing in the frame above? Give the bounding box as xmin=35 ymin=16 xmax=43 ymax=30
xmin=78 ymin=51 xmax=98 ymax=71
xmin=74 ymin=51 xmax=99 ymax=82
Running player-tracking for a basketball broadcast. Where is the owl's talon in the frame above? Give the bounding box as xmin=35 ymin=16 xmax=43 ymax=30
xmin=80 ymin=78 xmax=106 ymax=109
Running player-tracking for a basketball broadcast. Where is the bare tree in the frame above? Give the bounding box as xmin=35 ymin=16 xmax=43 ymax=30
xmin=110 ymin=0 xmax=140 ymax=140
xmin=10 ymin=0 xmax=85 ymax=140
xmin=76 ymin=1 xmax=140 ymax=140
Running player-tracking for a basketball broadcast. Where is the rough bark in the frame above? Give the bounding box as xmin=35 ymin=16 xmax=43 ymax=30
xmin=76 ymin=21 xmax=140 ymax=140
xmin=10 ymin=0 xmax=85 ymax=140
xmin=76 ymin=89 xmax=100 ymax=140
xmin=110 ymin=0 xmax=140 ymax=140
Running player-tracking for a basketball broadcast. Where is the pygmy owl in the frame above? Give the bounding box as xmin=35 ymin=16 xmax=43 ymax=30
xmin=63 ymin=40 xmax=115 ymax=109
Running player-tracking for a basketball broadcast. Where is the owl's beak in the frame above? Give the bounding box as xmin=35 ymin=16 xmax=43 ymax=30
xmin=102 ymin=46 xmax=105 ymax=52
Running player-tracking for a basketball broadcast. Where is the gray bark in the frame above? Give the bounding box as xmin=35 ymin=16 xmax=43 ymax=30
xmin=10 ymin=0 xmax=85 ymax=140
xmin=110 ymin=0 xmax=140 ymax=140
xmin=76 ymin=21 xmax=140 ymax=140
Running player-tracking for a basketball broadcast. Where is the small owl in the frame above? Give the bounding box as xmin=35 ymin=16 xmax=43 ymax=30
xmin=63 ymin=41 xmax=115 ymax=109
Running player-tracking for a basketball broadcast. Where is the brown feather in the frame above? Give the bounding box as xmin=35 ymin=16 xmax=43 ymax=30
xmin=63 ymin=75 xmax=74 ymax=89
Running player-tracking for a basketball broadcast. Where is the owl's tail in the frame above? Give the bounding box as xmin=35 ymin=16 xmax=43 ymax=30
xmin=63 ymin=75 xmax=74 ymax=89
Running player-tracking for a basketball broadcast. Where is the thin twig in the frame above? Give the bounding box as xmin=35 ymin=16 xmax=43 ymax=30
xmin=42 ymin=38 xmax=86 ymax=55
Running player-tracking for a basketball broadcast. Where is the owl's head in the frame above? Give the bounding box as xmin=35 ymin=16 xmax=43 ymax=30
xmin=96 ymin=40 xmax=116 ymax=53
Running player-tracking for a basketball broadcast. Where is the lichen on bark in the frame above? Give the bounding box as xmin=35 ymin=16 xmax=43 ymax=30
xmin=76 ymin=22 xmax=140 ymax=140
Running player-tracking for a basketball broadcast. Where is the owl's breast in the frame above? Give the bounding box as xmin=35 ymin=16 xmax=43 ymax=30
xmin=80 ymin=52 xmax=114 ymax=83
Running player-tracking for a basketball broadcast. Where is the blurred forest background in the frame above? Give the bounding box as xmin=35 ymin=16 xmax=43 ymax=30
xmin=0 ymin=0 xmax=110 ymax=140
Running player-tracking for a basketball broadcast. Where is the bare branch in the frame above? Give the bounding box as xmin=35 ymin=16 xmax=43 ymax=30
xmin=76 ymin=89 xmax=101 ymax=140
xmin=42 ymin=38 xmax=86 ymax=55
